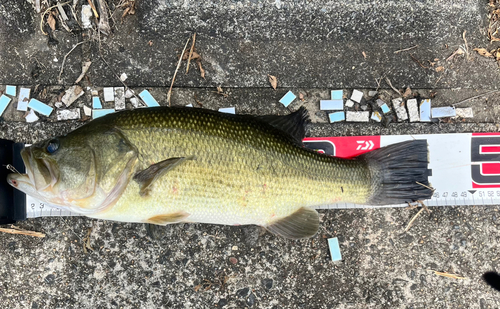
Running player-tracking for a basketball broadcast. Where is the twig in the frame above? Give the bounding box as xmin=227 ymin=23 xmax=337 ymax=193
xmin=416 ymin=182 xmax=435 ymax=192
xmin=432 ymin=270 xmax=466 ymax=280
xmin=167 ymin=37 xmax=191 ymax=106
xmin=375 ymin=76 xmax=384 ymax=91
xmin=58 ymin=41 xmax=86 ymax=84
xmin=87 ymin=0 xmax=100 ymax=18
xmin=463 ymin=30 xmax=469 ymax=60
xmin=394 ymin=45 xmax=418 ymax=54
xmin=74 ymin=61 xmax=92 ymax=84
xmin=405 ymin=208 xmax=425 ymax=232
xmin=40 ymin=1 xmax=72 ymax=35
xmin=97 ymin=0 xmax=111 ymax=35
xmin=410 ymin=54 xmax=429 ymax=69
xmin=453 ymin=90 xmax=499 ymax=106
xmin=384 ymin=77 xmax=401 ymax=94
xmin=0 ymin=226 xmax=45 ymax=238
xmin=186 ymin=33 xmax=197 ymax=74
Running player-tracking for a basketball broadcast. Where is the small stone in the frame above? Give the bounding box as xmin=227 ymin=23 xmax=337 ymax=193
xmin=229 ymin=257 xmax=238 ymax=264
xmin=44 ymin=274 xmax=55 ymax=285
xmin=262 ymin=278 xmax=273 ymax=290
xmin=218 ymin=299 xmax=228 ymax=308
xmin=345 ymin=99 xmax=354 ymax=108
xmin=231 ymin=245 xmax=238 ymax=251
xmin=120 ymin=73 xmax=128 ymax=81
xmin=246 ymin=293 xmax=256 ymax=307
xmin=237 ymin=287 xmax=250 ymax=297
xmin=368 ymin=90 xmax=378 ymax=97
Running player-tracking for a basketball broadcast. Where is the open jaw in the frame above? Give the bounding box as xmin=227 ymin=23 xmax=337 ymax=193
xmin=20 ymin=147 xmax=58 ymax=192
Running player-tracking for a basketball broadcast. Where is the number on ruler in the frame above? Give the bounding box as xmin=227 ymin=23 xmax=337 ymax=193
xmin=461 ymin=192 xmax=467 ymax=197
xmin=489 ymin=191 xmax=494 ymax=197
xmin=31 ymin=203 xmax=35 ymax=209
xmin=479 ymin=192 xmax=485 ymax=197
xmin=452 ymin=192 xmax=458 ymax=198
xmin=443 ymin=192 xmax=448 ymax=198
xmin=39 ymin=203 xmax=44 ymax=209
xmin=433 ymin=192 xmax=439 ymax=198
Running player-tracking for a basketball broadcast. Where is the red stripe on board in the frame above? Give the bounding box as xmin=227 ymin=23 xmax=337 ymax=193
xmin=481 ymin=146 xmax=500 ymax=153
xmin=303 ymin=136 xmax=381 ymax=158
xmin=472 ymin=133 xmax=500 ymax=136
xmin=481 ymin=163 xmax=500 ymax=175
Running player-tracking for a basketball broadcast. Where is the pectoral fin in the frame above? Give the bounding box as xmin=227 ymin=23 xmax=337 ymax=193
xmin=266 ymin=207 xmax=319 ymax=239
xmin=133 ymin=156 xmax=193 ymax=196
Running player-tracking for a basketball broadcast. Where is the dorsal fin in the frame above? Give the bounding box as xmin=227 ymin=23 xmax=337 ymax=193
xmin=257 ymin=107 xmax=310 ymax=144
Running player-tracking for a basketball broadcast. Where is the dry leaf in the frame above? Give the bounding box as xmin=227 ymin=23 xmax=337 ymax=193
xmin=474 ymin=48 xmax=494 ymax=58
xmin=47 ymin=13 xmax=56 ymax=31
xmin=217 ymin=86 xmax=223 ymax=93
xmin=403 ymin=87 xmax=412 ymax=98
xmin=435 ymin=66 xmax=444 ymax=72
xmin=299 ymin=93 xmax=304 ymax=101
xmin=183 ymin=51 xmax=200 ymax=61
xmin=197 ymin=59 xmax=205 ymax=79
xmin=362 ymin=51 xmax=367 ymax=59
xmin=434 ymin=58 xmax=440 ymax=62
xmin=268 ymin=75 xmax=277 ymax=90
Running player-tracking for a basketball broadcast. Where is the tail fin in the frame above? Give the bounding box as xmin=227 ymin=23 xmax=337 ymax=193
xmin=360 ymin=140 xmax=433 ymax=205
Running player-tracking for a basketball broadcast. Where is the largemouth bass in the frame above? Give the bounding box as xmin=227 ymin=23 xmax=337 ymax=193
xmin=7 ymin=107 xmax=432 ymax=239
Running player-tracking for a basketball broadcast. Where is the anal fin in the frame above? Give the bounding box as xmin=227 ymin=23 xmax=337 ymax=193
xmin=134 ymin=156 xmax=193 ymax=197
xmin=266 ymin=207 xmax=319 ymax=239
xmin=145 ymin=211 xmax=189 ymax=225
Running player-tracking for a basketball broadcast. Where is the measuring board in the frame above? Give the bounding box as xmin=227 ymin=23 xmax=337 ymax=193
xmin=24 ymin=132 xmax=500 ymax=218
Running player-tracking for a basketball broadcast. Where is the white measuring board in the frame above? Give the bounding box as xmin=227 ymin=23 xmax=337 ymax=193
xmin=306 ymin=133 xmax=500 ymax=209
xmin=24 ymin=133 xmax=500 ymax=218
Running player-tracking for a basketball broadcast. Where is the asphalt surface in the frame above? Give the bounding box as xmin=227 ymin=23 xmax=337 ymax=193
xmin=1 ymin=0 xmax=500 ymax=308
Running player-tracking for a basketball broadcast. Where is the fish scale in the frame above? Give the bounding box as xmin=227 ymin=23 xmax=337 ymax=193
xmin=88 ymin=108 xmax=371 ymax=225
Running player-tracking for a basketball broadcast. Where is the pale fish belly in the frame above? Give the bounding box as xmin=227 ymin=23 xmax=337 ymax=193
xmin=90 ymin=155 xmax=344 ymax=227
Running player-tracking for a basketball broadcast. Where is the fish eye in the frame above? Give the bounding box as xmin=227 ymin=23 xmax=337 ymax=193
xmin=46 ymin=139 xmax=59 ymax=154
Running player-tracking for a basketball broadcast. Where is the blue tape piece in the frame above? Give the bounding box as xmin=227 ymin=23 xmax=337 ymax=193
xmin=92 ymin=109 xmax=115 ymax=119
xmin=320 ymin=100 xmax=344 ymax=111
xmin=6 ymin=85 xmax=16 ymax=96
xmin=328 ymin=112 xmax=345 ymax=123
xmin=27 ymin=99 xmax=53 ymax=116
xmin=328 ymin=237 xmax=342 ymax=261
xmin=381 ymin=103 xmax=390 ymax=114
xmin=330 ymin=90 xmax=343 ymax=100
xmin=92 ymin=97 xmax=103 ymax=109
xmin=218 ymin=107 xmax=236 ymax=114
xmin=279 ymin=91 xmax=296 ymax=107
xmin=139 ymin=90 xmax=160 ymax=107
xmin=0 ymin=94 xmax=12 ymax=116
xmin=420 ymin=99 xmax=431 ymax=122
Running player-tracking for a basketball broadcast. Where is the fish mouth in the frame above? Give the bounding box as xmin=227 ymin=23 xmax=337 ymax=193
xmin=20 ymin=147 xmax=59 ymax=191
xmin=6 ymin=173 xmax=32 ymax=189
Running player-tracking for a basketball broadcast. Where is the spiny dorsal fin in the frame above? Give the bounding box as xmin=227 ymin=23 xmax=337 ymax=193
xmin=266 ymin=207 xmax=319 ymax=239
xmin=133 ymin=156 xmax=193 ymax=197
xmin=257 ymin=107 xmax=310 ymax=144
